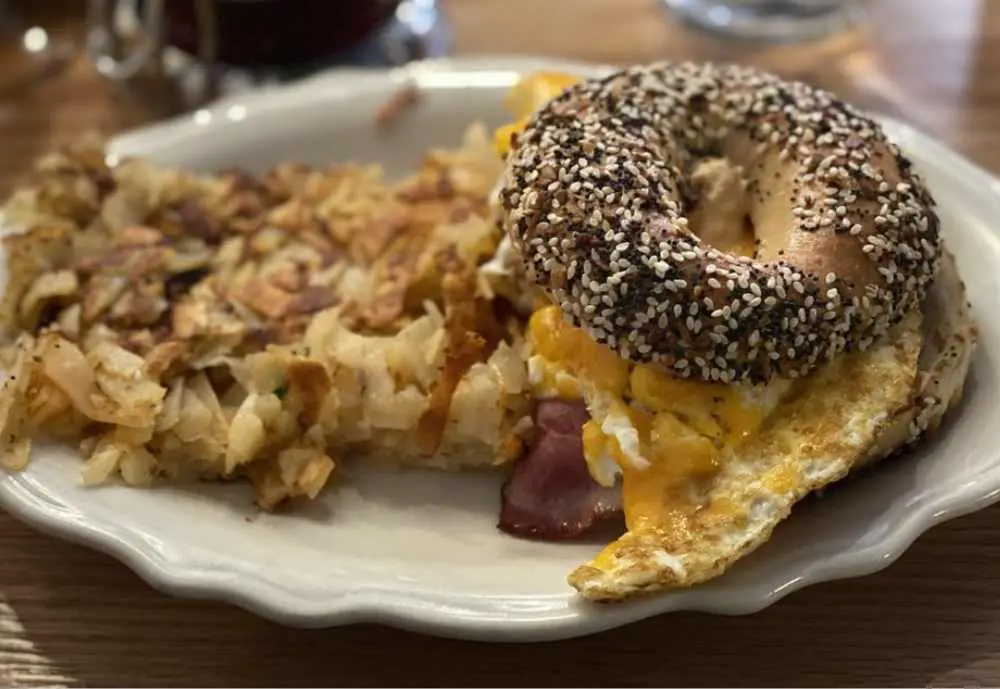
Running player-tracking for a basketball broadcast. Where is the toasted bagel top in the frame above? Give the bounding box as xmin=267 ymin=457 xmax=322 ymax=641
xmin=500 ymin=62 xmax=941 ymax=383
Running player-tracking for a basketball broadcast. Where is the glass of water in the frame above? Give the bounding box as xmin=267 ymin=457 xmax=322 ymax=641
xmin=662 ymin=0 xmax=865 ymax=42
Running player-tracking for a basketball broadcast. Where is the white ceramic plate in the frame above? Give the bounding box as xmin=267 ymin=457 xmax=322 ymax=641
xmin=1 ymin=57 xmax=999 ymax=642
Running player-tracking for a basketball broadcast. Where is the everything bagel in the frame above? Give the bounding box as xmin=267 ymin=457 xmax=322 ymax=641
xmin=499 ymin=62 xmax=942 ymax=384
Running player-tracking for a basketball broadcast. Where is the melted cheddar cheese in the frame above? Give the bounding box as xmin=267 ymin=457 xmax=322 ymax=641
xmin=501 ymin=73 xmax=784 ymax=536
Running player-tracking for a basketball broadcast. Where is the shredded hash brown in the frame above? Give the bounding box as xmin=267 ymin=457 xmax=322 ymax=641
xmin=0 ymin=125 xmax=533 ymax=510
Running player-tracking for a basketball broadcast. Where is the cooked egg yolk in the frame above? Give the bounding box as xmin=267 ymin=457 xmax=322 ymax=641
xmin=627 ymin=412 xmax=719 ymax=531
xmin=494 ymin=72 xmax=581 ymax=156
xmin=500 ymin=74 xmax=773 ymax=541
xmin=629 ymin=364 xmax=765 ymax=445
xmin=527 ymin=306 xmax=629 ymax=398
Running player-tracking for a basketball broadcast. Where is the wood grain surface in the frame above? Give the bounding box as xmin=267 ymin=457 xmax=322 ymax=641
xmin=1 ymin=0 xmax=999 ymax=686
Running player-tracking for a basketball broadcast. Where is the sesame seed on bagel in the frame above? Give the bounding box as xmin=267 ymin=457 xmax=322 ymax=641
xmin=499 ymin=62 xmax=942 ymax=385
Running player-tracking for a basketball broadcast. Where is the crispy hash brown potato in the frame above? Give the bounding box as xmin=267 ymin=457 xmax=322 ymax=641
xmin=0 ymin=126 xmax=533 ymax=509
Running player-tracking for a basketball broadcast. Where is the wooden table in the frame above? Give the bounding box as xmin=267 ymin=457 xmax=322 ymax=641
xmin=1 ymin=0 xmax=999 ymax=686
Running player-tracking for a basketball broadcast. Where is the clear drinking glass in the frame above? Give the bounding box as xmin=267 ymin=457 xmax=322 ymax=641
xmin=662 ymin=0 xmax=865 ymax=42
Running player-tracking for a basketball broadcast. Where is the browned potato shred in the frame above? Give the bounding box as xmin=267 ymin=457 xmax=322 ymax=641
xmin=0 ymin=126 xmax=532 ymax=510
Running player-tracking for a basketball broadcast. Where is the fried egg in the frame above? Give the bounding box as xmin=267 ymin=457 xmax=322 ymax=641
xmin=570 ymin=314 xmax=924 ymax=599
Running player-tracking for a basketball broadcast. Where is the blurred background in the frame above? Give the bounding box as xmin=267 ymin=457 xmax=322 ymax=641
xmin=0 ymin=0 xmax=993 ymax=184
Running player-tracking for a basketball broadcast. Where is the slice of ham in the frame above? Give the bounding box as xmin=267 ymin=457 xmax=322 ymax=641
xmin=498 ymin=399 xmax=623 ymax=540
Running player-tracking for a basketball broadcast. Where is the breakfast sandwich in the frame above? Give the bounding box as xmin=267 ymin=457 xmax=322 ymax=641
xmin=486 ymin=63 xmax=977 ymax=601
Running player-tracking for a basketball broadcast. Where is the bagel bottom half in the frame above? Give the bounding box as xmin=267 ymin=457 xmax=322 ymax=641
xmin=568 ymin=249 xmax=976 ymax=602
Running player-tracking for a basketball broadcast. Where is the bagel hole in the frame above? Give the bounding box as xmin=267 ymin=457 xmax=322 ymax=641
xmin=688 ymin=158 xmax=757 ymax=258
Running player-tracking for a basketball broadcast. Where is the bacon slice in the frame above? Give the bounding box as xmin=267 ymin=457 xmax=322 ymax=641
xmin=498 ymin=399 xmax=623 ymax=540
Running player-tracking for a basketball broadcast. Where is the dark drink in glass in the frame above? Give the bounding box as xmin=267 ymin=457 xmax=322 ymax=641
xmin=159 ymin=0 xmax=405 ymax=67
xmin=89 ymin=0 xmax=447 ymax=84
